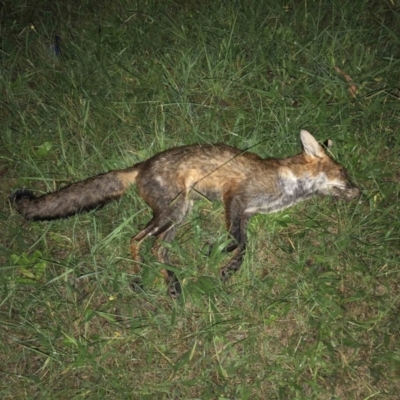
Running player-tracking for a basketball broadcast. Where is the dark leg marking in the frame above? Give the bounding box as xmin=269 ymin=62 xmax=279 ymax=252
xmin=219 ymin=195 xmax=251 ymax=281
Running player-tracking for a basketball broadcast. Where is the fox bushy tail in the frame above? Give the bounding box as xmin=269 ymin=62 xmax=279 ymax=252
xmin=10 ymin=166 xmax=139 ymax=221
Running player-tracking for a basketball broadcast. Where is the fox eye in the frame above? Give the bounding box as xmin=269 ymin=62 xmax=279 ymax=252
xmin=340 ymin=168 xmax=347 ymax=177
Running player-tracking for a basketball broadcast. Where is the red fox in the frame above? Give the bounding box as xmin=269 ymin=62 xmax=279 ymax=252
xmin=11 ymin=130 xmax=359 ymax=298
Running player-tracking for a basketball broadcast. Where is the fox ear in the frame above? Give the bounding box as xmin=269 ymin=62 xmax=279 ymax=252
xmin=300 ymin=130 xmax=325 ymax=158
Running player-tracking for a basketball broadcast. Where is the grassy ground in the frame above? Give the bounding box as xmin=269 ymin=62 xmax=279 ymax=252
xmin=1 ymin=0 xmax=400 ymax=398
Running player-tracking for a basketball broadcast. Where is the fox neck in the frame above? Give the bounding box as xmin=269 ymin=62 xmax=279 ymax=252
xmin=244 ymin=170 xmax=326 ymax=215
xmin=277 ymin=170 xmax=326 ymax=206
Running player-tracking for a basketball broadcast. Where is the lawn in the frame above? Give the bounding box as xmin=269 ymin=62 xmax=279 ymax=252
xmin=1 ymin=0 xmax=400 ymax=398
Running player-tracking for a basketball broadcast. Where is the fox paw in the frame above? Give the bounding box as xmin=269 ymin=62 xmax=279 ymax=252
xmin=167 ymin=279 xmax=182 ymax=299
xmin=130 ymin=277 xmax=143 ymax=293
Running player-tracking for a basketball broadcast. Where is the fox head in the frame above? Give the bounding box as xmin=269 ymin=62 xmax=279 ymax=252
xmin=299 ymin=130 xmax=360 ymax=201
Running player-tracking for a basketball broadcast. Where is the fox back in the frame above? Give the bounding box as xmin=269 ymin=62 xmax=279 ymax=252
xmin=11 ymin=130 xmax=359 ymax=298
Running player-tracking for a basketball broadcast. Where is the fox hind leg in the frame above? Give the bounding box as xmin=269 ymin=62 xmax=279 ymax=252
xmin=130 ymin=215 xmax=175 ymax=264
xmin=129 ymin=215 xmax=174 ymax=291
xmin=130 ymin=195 xmax=192 ymax=298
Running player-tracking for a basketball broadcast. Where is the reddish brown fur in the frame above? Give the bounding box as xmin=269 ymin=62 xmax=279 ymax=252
xmin=11 ymin=130 xmax=359 ymax=298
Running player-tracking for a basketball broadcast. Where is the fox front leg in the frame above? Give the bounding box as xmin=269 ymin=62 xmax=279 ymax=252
xmin=219 ymin=193 xmax=251 ymax=281
xmin=219 ymin=214 xmax=250 ymax=281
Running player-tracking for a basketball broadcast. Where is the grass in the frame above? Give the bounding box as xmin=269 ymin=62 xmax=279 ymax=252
xmin=1 ymin=0 xmax=400 ymax=398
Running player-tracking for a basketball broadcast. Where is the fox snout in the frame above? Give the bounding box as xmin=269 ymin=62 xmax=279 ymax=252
xmin=344 ymin=186 xmax=360 ymax=201
xmin=332 ymin=184 xmax=360 ymax=201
